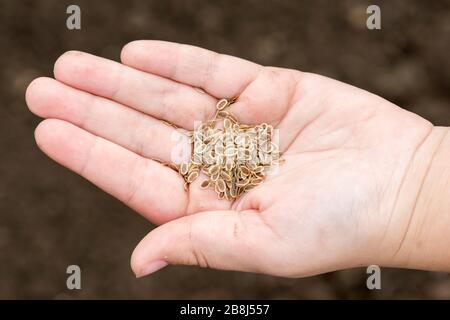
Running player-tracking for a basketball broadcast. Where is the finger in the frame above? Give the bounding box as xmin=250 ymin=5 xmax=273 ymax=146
xmin=120 ymin=41 xmax=298 ymax=126
xmin=121 ymin=40 xmax=262 ymax=99
xmin=26 ymin=77 xmax=191 ymax=164
xmin=35 ymin=119 xmax=188 ymax=224
xmin=53 ymin=51 xmax=216 ymax=129
xmin=131 ymin=210 xmax=279 ymax=277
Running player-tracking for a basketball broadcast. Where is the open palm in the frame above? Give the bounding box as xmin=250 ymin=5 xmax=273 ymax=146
xmin=26 ymin=41 xmax=433 ymax=277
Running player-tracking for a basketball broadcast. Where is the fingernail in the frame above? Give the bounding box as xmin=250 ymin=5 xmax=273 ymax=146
xmin=135 ymin=260 xmax=168 ymax=278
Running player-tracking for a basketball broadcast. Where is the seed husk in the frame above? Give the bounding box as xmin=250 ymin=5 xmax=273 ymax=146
xmin=179 ymin=162 xmax=189 ymax=175
xmin=240 ymin=165 xmax=251 ymax=176
xmin=253 ymin=166 xmax=264 ymax=173
xmin=211 ymin=171 xmax=220 ymax=181
xmin=244 ymin=184 xmax=254 ymax=192
xmin=225 ymin=147 xmax=237 ymax=157
xmin=201 ymin=167 xmax=210 ymax=174
xmin=224 ymin=188 xmax=232 ymax=200
xmin=230 ymin=184 xmax=237 ymax=198
xmin=214 ymin=182 xmax=221 ymax=194
xmin=250 ymin=176 xmax=264 ymax=185
xmin=216 ymin=99 xmax=229 ymax=110
xmin=247 ymin=162 xmax=257 ymax=170
xmin=236 ymin=179 xmax=249 ymax=188
xmin=187 ymin=170 xmax=199 ymax=183
xmin=217 ymin=179 xmax=226 ymax=193
xmin=200 ymin=180 xmax=210 ymax=189
xmin=224 ymin=161 xmax=234 ymax=171
xmin=220 ymin=171 xmax=232 ymax=181
xmin=224 ymin=118 xmax=232 ymax=129
xmin=208 ymin=164 xmax=220 ymax=176
xmin=218 ymin=110 xmax=230 ymax=118
xmin=192 ymin=154 xmax=202 ymax=165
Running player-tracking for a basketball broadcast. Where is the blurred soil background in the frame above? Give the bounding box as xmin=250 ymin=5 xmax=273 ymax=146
xmin=1 ymin=0 xmax=450 ymax=298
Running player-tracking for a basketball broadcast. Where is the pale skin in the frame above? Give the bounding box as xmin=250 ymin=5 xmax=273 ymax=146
xmin=25 ymin=41 xmax=450 ymax=278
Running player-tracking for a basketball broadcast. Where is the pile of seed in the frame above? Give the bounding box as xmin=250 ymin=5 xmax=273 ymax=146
xmin=178 ymin=98 xmax=282 ymax=200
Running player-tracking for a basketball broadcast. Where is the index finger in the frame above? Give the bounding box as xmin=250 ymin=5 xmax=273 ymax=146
xmin=120 ymin=40 xmax=262 ymax=99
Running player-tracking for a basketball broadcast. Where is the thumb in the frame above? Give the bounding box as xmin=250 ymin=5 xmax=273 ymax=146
xmin=131 ymin=210 xmax=274 ymax=277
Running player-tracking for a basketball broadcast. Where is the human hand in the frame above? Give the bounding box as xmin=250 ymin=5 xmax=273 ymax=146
xmin=26 ymin=41 xmax=443 ymax=278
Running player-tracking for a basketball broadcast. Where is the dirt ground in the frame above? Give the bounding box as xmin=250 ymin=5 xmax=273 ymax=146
xmin=1 ymin=0 xmax=450 ymax=299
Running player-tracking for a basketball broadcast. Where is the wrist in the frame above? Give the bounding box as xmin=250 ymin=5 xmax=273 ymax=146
xmin=382 ymin=126 xmax=450 ymax=271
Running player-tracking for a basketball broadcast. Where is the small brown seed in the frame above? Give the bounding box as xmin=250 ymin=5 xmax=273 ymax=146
xmin=187 ymin=170 xmax=199 ymax=183
xmin=179 ymin=162 xmax=189 ymax=175
xmin=224 ymin=161 xmax=233 ymax=171
xmin=214 ymin=144 xmax=224 ymax=155
xmin=240 ymin=165 xmax=251 ymax=176
xmin=256 ymin=171 xmax=265 ymax=178
xmin=208 ymin=164 xmax=220 ymax=176
xmin=254 ymin=166 xmax=264 ymax=173
xmin=216 ymin=99 xmax=229 ymax=110
xmin=217 ymin=179 xmax=226 ymax=193
xmin=224 ymin=188 xmax=232 ymax=200
xmin=192 ymin=154 xmax=203 ymax=165
xmin=230 ymin=185 xmax=237 ymax=198
xmin=202 ymin=167 xmax=210 ymax=174
xmin=217 ymin=110 xmax=230 ymax=118
xmin=220 ymin=171 xmax=232 ymax=181
xmin=200 ymin=180 xmax=211 ymax=189
xmin=236 ymin=179 xmax=249 ymax=187
xmin=251 ymin=176 xmax=264 ymax=185
xmin=224 ymin=147 xmax=237 ymax=157
xmin=211 ymin=171 xmax=220 ymax=181
xmin=247 ymin=162 xmax=257 ymax=170
xmin=214 ymin=182 xmax=221 ymax=194
xmin=244 ymin=184 xmax=255 ymax=192
xmin=224 ymin=118 xmax=232 ymax=129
